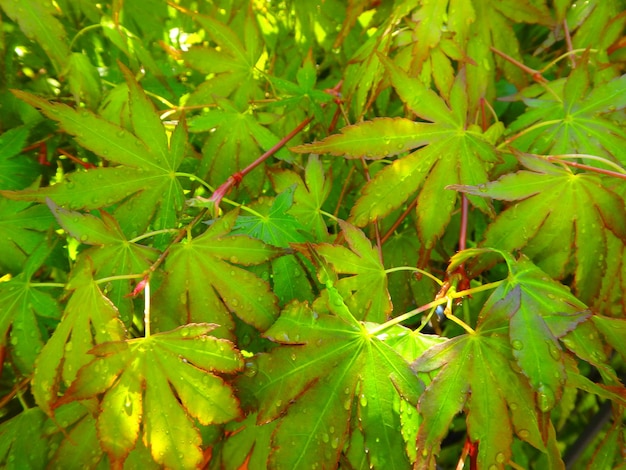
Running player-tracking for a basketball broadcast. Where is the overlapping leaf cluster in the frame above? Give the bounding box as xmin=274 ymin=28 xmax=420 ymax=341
xmin=1 ymin=0 xmax=625 ymax=469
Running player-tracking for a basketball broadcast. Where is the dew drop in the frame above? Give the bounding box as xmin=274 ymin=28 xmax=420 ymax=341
xmin=322 ymin=433 xmax=329 ymax=443
xmin=518 ymin=429 xmax=530 ymax=439
xmin=496 ymin=452 xmax=506 ymax=463
xmin=511 ymin=339 xmax=523 ymax=350
xmin=80 ymin=234 xmax=89 ymax=242
xmin=359 ymin=394 xmax=368 ymax=407
xmin=331 ymin=436 xmax=339 ymax=449
xmin=547 ymin=341 xmax=561 ymax=360
xmin=275 ymin=399 xmax=282 ymax=408
xmin=229 ymin=255 xmax=239 ymax=264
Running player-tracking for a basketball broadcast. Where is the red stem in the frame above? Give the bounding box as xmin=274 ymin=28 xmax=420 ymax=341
xmin=209 ymin=115 xmax=313 ymax=212
xmin=490 ymin=46 xmax=547 ymax=84
xmin=548 ymin=157 xmax=626 ymax=180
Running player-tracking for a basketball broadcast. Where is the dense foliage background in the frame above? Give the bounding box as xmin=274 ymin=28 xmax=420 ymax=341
xmin=0 ymin=0 xmax=625 ymax=468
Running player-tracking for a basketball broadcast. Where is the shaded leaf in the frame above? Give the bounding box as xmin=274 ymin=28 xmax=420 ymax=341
xmin=0 ymin=0 xmax=69 ymax=72
xmin=0 ymin=126 xmax=39 ymax=190
xmin=152 ymin=210 xmax=282 ymax=334
xmin=313 ymin=220 xmax=391 ymax=322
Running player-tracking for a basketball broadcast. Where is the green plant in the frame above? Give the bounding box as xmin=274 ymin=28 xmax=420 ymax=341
xmin=0 ymin=1 xmax=625 ymax=468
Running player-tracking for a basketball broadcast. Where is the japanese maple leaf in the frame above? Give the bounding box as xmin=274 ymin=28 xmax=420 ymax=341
xmin=56 ymin=324 xmax=243 ymax=468
xmin=47 ymin=199 xmax=158 ymax=325
xmin=451 ymin=153 xmax=626 ymax=303
xmin=312 ymin=220 xmax=392 ymax=323
xmin=151 ymin=210 xmax=283 ymax=335
xmin=31 ymin=264 xmax=126 ymax=416
xmin=0 ymin=241 xmax=60 ymax=376
xmin=3 ymin=65 xmax=187 ymax=239
xmin=506 ymin=67 xmax=626 ymax=164
xmin=238 ymin=288 xmax=425 ymax=470
xmin=293 ymin=57 xmax=501 ymax=259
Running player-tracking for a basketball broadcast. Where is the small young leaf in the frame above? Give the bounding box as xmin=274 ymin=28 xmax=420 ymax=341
xmin=314 ymin=220 xmax=391 ymax=322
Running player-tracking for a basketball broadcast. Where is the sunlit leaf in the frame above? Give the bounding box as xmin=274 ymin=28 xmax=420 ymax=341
xmin=5 ymin=67 xmax=187 ymax=238
xmin=507 ymin=69 xmax=626 ymax=164
xmin=294 ymin=57 xmax=501 ymax=257
xmin=58 ymin=324 xmax=243 ymax=467
xmin=240 ymin=299 xmax=424 ymax=470
xmin=31 ymin=264 xmax=126 ymax=415
xmin=452 ymin=154 xmax=626 ymax=303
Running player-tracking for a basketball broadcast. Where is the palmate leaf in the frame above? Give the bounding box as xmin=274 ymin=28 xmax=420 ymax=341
xmin=57 ymin=324 xmax=243 ymax=468
xmin=451 ymin=153 xmax=626 ymax=303
xmin=0 ymin=126 xmax=39 ymax=190
xmin=312 ymin=220 xmax=391 ymax=323
xmin=231 ymin=187 xmax=315 ymax=305
xmin=269 ymin=154 xmax=332 ymax=241
xmin=3 ymin=65 xmax=187 ymax=239
xmin=182 ymin=7 xmax=265 ymax=107
xmin=507 ymin=67 xmax=626 ymax=164
xmin=0 ymin=240 xmax=60 ymax=375
xmin=152 ymin=210 xmax=282 ymax=335
xmin=239 ymin=296 xmax=425 ymax=470
xmin=413 ymin=280 xmax=576 ymax=470
xmin=0 ymin=0 xmax=70 ymax=73
xmin=0 ymin=198 xmax=55 ymax=273
xmin=47 ymin=199 xmax=158 ymax=325
xmin=32 ymin=264 xmax=126 ymax=415
xmin=191 ymin=97 xmax=290 ymax=198
xmin=293 ymin=58 xmax=501 ymax=256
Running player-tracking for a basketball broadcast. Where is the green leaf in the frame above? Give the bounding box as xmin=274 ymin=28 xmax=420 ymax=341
xmin=0 ymin=240 xmax=60 ymax=374
xmin=65 ymin=53 xmax=101 ymax=109
xmin=507 ymin=69 xmax=626 ymax=163
xmin=31 ymin=264 xmax=126 ymax=415
xmin=269 ymin=154 xmax=332 ymax=241
xmin=413 ymin=330 xmax=546 ymax=470
xmin=5 ymin=70 xmax=187 ymax=237
xmin=183 ymin=9 xmax=264 ymax=106
xmin=152 ymin=210 xmax=282 ymax=334
xmin=453 ymin=154 xmax=626 ymax=303
xmin=58 ymin=324 xmax=243 ymax=467
xmin=292 ymin=118 xmax=433 ymax=159
xmin=313 ymin=220 xmax=391 ymax=322
xmin=0 ymin=408 xmax=48 ymax=468
xmin=47 ymin=199 xmax=159 ymax=324
xmin=232 ymin=186 xmax=310 ymax=248
xmin=0 ymin=199 xmax=55 ymax=273
xmin=0 ymin=0 xmax=70 ymax=72
xmin=240 ymin=301 xmax=424 ymax=469
xmin=295 ymin=58 xmax=500 ymax=255
xmin=592 ymin=315 xmax=626 ymax=362
xmin=0 ymin=126 xmax=39 ymax=190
